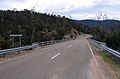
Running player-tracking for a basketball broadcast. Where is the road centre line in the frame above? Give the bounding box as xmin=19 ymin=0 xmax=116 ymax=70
xmin=51 ymin=53 xmax=61 ymax=59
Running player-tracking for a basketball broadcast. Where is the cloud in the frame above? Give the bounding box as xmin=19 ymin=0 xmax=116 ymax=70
xmin=0 ymin=0 xmax=36 ymax=10
xmin=35 ymin=0 xmax=96 ymax=13
xmin=0 ymin=0 xmax=120 ymax=20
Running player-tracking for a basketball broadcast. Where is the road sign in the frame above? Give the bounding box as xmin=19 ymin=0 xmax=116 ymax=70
xmin=10 ymin=34 xmax=23 ymax=47
xmin=10 ymin=34 xmax=22 ymax=37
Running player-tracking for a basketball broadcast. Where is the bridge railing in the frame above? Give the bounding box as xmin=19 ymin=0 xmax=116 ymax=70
xmin=89 ymin=38 xmax=120 ymax=59
xmin=0 ymin=39 xmax=71 ymax=56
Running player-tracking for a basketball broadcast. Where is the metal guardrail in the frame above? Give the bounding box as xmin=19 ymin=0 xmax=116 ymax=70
xmin=0 ymin=39 xmax=69 ymax=56
xmin=0 ymin=44 xmax=39 ymax=55
xmin=89 ymin=39 xmax=120 ymax=59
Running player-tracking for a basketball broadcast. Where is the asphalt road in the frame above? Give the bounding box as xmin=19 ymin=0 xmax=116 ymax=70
xmin=0 ymin=35 xmax=104 ymax=79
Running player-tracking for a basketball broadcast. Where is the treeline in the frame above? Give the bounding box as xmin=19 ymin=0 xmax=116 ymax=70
xmin=89 ymin=24 xmax=120 ymax=51
xmin=0 ymin=9 xmax=84 ymax=49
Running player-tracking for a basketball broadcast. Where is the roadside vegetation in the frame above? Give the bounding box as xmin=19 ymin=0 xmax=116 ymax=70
xmin=89 ymin=26 xmax=120 ymax=51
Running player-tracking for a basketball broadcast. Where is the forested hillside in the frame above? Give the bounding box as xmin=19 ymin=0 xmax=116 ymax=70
xmin=0 ymin=9 xmax=85 ymax=50
xmin=73 ymin=19 xmax=120 ymax=51
xmin=86 ymin=22 xmax=120 ymax=51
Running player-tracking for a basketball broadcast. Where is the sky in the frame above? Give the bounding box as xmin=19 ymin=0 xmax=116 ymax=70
xmin=0 ymin=0 xmax=120 ymax=20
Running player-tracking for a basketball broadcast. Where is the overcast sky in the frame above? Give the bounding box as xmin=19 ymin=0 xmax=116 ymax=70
xmin=0 ymin=0 xmax=120 ymax=20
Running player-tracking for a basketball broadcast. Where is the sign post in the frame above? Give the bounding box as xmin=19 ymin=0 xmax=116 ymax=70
xmin=10 ymin=34 xmax=22 ymax=47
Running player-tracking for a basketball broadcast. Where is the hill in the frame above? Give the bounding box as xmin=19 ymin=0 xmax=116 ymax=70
xmin=0 ymin=9 xmax=83 ymax=49
xmin=74 ymin=19 xmax=120 ymax=27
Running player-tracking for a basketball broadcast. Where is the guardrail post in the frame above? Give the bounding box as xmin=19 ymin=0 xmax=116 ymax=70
xmin=0 ymin=53 xmax=6 ymax=58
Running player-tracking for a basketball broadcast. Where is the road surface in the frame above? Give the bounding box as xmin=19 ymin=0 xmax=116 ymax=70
xmin=0 ymin=35 xmax=104 ymax=79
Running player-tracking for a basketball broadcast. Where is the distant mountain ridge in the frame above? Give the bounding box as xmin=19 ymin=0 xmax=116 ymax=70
xmin=74 ymin=19 xmax=120 ymax=27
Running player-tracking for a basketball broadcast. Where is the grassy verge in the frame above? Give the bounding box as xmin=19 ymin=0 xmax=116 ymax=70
xmin=99 ymin=51 xmax=120 ymax=78
xmin=100 ymin=52 xmax=117 ymax=65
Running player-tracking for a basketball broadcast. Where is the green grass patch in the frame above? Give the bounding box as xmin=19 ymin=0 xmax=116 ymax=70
xmin=100 ymin=52 xmax=120 ymax=78
xmin=100 ymin=52 xmax=116 ymax=65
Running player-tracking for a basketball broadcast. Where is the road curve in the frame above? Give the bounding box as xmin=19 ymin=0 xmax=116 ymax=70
xmin=0 ymin=35 xmax=104 ymax=79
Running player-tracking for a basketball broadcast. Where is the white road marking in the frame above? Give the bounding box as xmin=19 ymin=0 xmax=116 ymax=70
xmin=51 ymin=53 xmax=61 ymax=59
xmin=87 ymin=41 xmax=106 ymax=79
xmin=67 ymin=45 xmax=72 ymax=48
